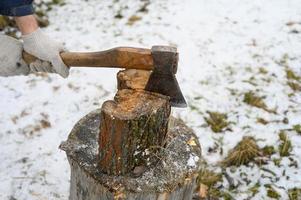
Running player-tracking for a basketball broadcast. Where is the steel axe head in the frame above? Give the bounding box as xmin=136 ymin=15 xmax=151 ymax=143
xmin=145 ymin=46 xmax=187 ymax=108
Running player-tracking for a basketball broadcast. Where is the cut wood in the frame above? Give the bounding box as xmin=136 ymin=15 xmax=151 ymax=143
xmin=117 ymin=69 xmax=151 ymax=91
xmin=98 ymin=89 xmax=171 ymax=175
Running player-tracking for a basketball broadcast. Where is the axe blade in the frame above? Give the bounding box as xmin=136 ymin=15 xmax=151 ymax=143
xmin=145 ymin=72 xmax=187 ymax=108
xmin=145 ymin=45 xmax=187 ymax=108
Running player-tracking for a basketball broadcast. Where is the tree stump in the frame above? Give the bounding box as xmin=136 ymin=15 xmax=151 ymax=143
xmin=98 ymin=89 xmax=171 ymax=175
xmin=60 ymin=69 xmax=202 ymax=200
xmin=60 ymin=110 xmax=202 ymax=200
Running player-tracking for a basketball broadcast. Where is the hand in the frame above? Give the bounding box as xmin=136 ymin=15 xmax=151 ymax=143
xmin=0 ymin=35 xmax=30 ymax=77
xmin=22 ymin=28 xmax=69 ymax=78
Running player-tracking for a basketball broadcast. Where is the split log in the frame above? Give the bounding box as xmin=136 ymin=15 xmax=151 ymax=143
xmin=98 ymin=89 xmax=171 ymax=175
xmin=117 ymin=69 xmax=151 ymax=91
xmin=60 ymin=109 xmax=202 ymax=200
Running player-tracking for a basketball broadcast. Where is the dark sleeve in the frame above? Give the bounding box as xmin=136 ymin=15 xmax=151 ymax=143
xmin=0 ymin=0 xmax=34 ymax=16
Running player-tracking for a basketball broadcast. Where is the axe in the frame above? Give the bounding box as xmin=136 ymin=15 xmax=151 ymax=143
xmin=23 ymin=45 xmax=187 ymax=108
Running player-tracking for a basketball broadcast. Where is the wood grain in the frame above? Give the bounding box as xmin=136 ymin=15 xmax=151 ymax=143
xmin=98 ymin=89 xmax=171 ymax=175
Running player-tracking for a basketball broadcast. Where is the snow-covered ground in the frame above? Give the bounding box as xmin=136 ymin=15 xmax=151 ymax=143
xmin=1 ymin=0 xmax=301 ymax=199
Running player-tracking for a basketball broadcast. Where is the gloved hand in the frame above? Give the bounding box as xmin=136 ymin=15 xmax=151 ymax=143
xmin=0 ymin=34 xmax=30 ymax=77
xmin=22 ymin=28 xmax=69 ymax=78
xmin=0 ymin=34 xmax=56 ymax=77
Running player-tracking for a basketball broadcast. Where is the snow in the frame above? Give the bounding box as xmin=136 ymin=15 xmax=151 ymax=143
xmin=1 ymin=0 xmax=301 ymax=199
xmin=187 ymin=154 xmax=200 ymax=167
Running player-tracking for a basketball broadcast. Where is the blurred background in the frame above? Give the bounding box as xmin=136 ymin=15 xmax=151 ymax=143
xmin=0 ymin=0 xmax=301 ymax=199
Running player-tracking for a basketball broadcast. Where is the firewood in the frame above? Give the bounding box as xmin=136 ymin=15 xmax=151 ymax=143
xmin=98 ymin=89 xmax=171 ymax=175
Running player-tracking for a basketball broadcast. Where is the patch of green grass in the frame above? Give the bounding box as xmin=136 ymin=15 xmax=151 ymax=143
xmin=279 ymin=54 xmax=289 ymax=66
xmin=259 ymin=67 xmax=268 ymax=74
xmin=196 ymin=168 xmax=226 ymax=199
xmin=249 ymin=182 xmax=260 ymax=197
xmin=189 ymin=104 xmax=200 ymax=112
xmin=257 ymin=118 xmax=269 ymax=125
xmin=288 ymin=188 xmax=301 ymax=200
xmin=286 ymin=69 xmax=301 ymax=82
xmin=204 ymin=111 xmax=230 ymax=133
xmin=51 ymin=0 xmax=65 ymax=5
xmin=293 ymin=124 xmax=301 ymax=135
xmin=243 ymin=91 xmax=276 ymax=113
xmin=278 ymin=131 xmax=292 ymax=157
xmin=222 ymin=137 xmax=262 ymax=167
xmin=243 ymin=76 xmax=258 ymax=86
xmin=287 ymin=81 xmax=301 ymax=91
xmin=266 ymin=186 xmax=281 ymax=199
xmin=286 ymin=68 xmax=301 ymax=92
xmin=262 ymin=146 xmax=276 ymax=157
xmin=222 ymin=192 xmax=234 ymax=200
xmin=197 ymin=168 xmax=222 ymax=187
xmin=273 ymin=158 xmax=282 ymax=167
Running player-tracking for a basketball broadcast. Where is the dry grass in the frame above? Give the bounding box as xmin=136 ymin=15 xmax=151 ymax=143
xmin=257 ymin=118 xmax=269 ymax=125
xmin=249 ymin=182 xmax=260 ymax=197
xmin=127 ymin=15 xmax=142 ymax=25
xmin=293 ymin=124 xmax=301 ymax=135
xmin=222 ymin=136 xmax=262 ymax=167
xmin=243 ymin=91 xmax=266 ymax=108
xmin=196 ymin=168 xmax=227 ymax=199
xmin=287 ymin=81 xmax=301 ymax=91
xmin=278 ymin=131 xmax=292 ymax=157
xmin=286 ymin=69 xmax=301 ymax=82
xmin=243 ymin=92 xmax=276 ymax=113
xmin=197 ymin=168 xmax=222 ymax=187
xmin=204 ymin=111 xmax=230 ymax=133
xmin=288 ymin=188 xmax=301 ymax=200
xmin=265 ymin=184 xmax=281 ymax=199
xmin=262 ymin=146 xmax=276 ymax=157
xmin=286 ymin=69 xmax=301 ymax=92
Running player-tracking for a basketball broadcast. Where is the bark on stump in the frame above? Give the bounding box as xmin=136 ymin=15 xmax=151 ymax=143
xmin=98 ymin=89 xmax=171 ymax=175
xmin=60 ymin=110 xmax=201 ymax=200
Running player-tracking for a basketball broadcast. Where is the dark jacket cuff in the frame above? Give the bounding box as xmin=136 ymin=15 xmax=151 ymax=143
xmin=0 ymin=4 xmax=34 ymax=16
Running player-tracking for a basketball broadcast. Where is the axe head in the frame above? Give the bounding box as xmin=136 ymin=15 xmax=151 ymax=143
xmin=145 ymin=46 xmax=187 ymax=108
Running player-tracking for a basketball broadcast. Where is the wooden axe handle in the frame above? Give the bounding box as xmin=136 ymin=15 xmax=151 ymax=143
xmin=22 ymin=47 xmax=154 ymax=70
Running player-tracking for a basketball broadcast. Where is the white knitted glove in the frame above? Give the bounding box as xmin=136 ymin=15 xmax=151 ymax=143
xmin=0 ymin=35 xmax=30 ymax=77
xmin=22 ymin=28 xmax=69 ymax=78
xmin=29 ymin=59 xmax=55 ymax=73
